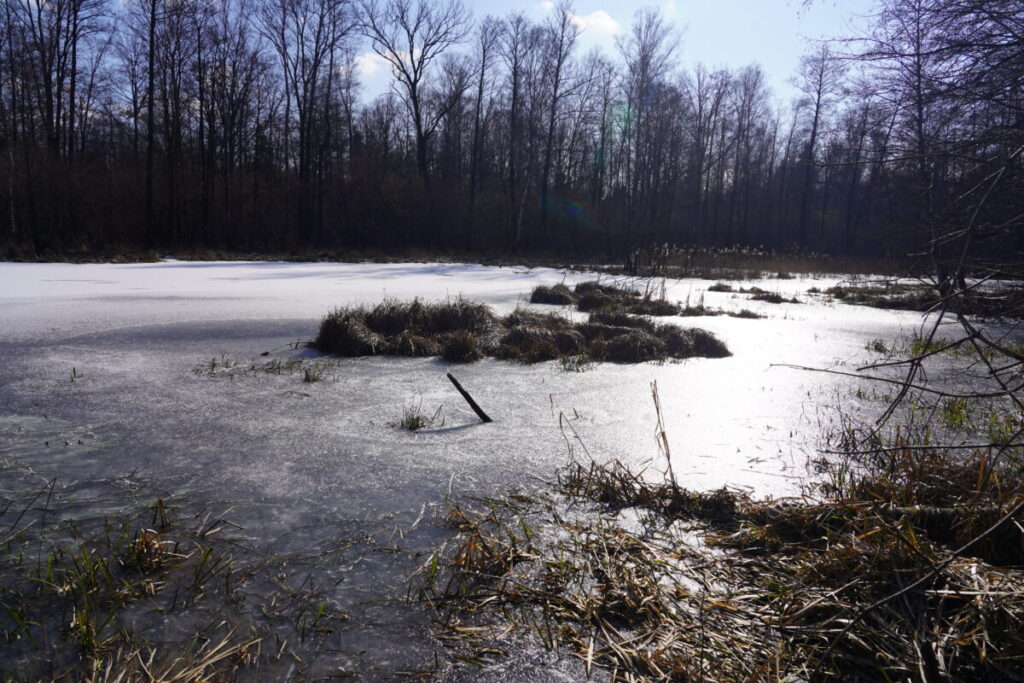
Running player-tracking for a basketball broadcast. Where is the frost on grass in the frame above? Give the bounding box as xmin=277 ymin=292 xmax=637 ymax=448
xmin=313 ymin=295 xmax=730 ymax=364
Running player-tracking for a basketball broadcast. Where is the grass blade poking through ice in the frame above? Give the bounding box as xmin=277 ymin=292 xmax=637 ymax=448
xmin=651 ymin=381 xmax=679 ymax=492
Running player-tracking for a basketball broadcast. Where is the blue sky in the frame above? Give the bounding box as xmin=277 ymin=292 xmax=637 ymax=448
xmin=355 ymin=0 xmax=876 ymax=103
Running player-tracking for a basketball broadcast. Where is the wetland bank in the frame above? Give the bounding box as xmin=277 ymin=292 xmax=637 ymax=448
xmin=1 ymin=260 xmax=1022 ymax=680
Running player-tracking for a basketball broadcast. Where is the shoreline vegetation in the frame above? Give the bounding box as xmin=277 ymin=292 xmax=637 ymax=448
xmin=313 ymin=281 xmax=732 ymax=365
xmin=425 ymin=395 xmax=1024 ymax=680
xmin=5 ymin=397 xmax=1022 ymax=679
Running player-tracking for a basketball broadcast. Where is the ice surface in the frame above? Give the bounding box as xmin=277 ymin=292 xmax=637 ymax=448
xmin=1 ymin=261 xmax=939 ymax=496
xmin=0 ymin=260 xmax=954 ymax=676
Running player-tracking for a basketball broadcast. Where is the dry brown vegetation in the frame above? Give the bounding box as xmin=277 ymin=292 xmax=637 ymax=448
xmin=531 ymin=280 xmax=683 ymax=316
xmin=314 ymin=293 xmax=731 ymax=365
xmin=0 ymin=478 xmax=271 ymax=680
xmin=533 ymin=279 xmax=773 ymax=321
xmin=424 ymin=414 xmax=1024 ymax=680
xmin=823 ymin=281 xmax=1024 ymax=317
xmin=529 ymin=283 xmax=577 ymax=305
xmin=724 ymin=286 xmax=802 ymax=304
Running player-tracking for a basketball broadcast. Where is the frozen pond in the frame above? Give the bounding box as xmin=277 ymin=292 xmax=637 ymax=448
xmin=0 ymin=260 xmax=954 ymax=677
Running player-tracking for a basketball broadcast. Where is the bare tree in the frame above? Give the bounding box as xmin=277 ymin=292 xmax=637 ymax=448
xmin=359 ymin=0 xmax=470 ymax=189
xmin=0 ymin=0 xmax=1014 ymax=265
xmin=260 ymin=0 xmax=354 ymax=243
xmin=465 ymin=15 xmax=500 ymax=249
xmin=537 ymin=0 xmax=579 ymax=242
xmin=496 ymin=11 xmax=534 ymax=251
xmin=617 ymin=7 xmax=678 ymax=243
xmin=145 ymin=0 xmax=158 ymax=244
xmin=794 ymin=43 xmax=844 ymax=247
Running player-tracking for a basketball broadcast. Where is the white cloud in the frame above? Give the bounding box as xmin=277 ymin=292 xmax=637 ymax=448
xmin=354 ymin=52 xmax=388 ymax=80
xmin=534 ymin=3 xmax=621 ymax=38
xmin=569 ymin=9 xmax=620 ymax=37
xmin=353 ymin=52 xmax=393 ymax=101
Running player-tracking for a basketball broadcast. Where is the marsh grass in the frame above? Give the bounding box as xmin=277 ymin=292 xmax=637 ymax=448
xmin=824 ymin=281 xmax=1024 ymax=317
xmin=302 ymin=361 xmax=328 ymax=382
xmin=941 ymin=397 xmax=971 ymax=430
xmin=749 ymin=291 xmax=790 ymax=304
xmin=193 ymin=355 xmax=341 ymax=383
xmin=571 ymin=279 xmax=683 ymax=316
xmin=701 ymin=283 xmax=801 ymax=304
xmin=544 ymin=279 xmax=764 ymax=320
xmin=422 ymin=482 xmax=774 ymax=679
xmin=0 ymin=484 xmax=258 ymax=678
xmin=559 ymin=459 xmax=738 ymax=520
xmin=440 ymin=330 xmax=481 ymax=363
xmin=588 ymin=310 xmax=655 ymax=331
xmin=731 ymin=308 xmax=764 ymax=319
xmin=315 ymin=288 xmax=731 ymax=365
xmin=825 ymin=282 xmax=936 ymax=310
xmin=424 ymin=394 xmax=1024 ymax=681
xmin=987 ymin=410 xmax=1020 ymax=446
xmin=728 ymin=286 xmax=801 ymax=304
xmin=620 ymin=244 xmax=910 ymax=280
xmin=315 ymin=297 xmax=496 ymax=359
xmin=0 ymin=465 xmax=363 ymax=680
xmin=680 ymin=291 xmax=766 ymax=318
xmin=867 ymin=337 xmax=889 ymax=353
xmin=529 ymin=283 xmax=576 ymax=305
xmin=531 ymin=279 xmax=688 ymax=317
xmin=559 ymin=353 xmax=594 ymax=373
xmin=392 ymin=397 xmax=444 ymax=431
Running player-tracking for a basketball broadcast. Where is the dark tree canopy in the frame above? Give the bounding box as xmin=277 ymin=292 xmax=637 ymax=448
xmin=0 ymin=0 xmax=1019 ymax=268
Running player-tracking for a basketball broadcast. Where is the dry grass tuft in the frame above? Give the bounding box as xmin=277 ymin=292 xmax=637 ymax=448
xmin=315 ymin=286 xmax=730 ymax=365
xmin=530 ymin=284 xmax=577 ymax=305
xmin=603 ymin=331 xmax=666 ymax=363
xmin=315 ymin=297 xmax=498 ymax=358
xmin=560 ymin=459 xmax=739 ymax=520
xmin=627 ymin=298 xmax=681 ymax=316
xmin=503 ymin=308 xmax=574 ymax=330
xmin=819 ymin=281 xmax=1024 ymax=318
xmin=730 ymin=308 xmax=764 ymax=319
xmin=576 ymin=291 xmax=614 ymax=312
xmin=657 ymin=325 xmax=732 ymax=358
xmin=425 ymin=410 xmax=1024 ymax=681
xmin=575 ymin=281 xmax=641 ymax=298
xmin=569 ymin=280 xmax=682 ymax=316
xmin=588 ymin=310 xmax=656 ymax=332
xmin=440 ymin=330 xmax=481 ymax=363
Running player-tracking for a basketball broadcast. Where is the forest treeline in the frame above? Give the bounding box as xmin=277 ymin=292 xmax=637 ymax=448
xmin=1 ymin=0 xmax=1021 ymax=260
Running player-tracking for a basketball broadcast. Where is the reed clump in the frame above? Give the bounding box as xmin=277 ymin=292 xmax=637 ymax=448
xmin=426 ymin=423 xmax=1024 ymax=681
xmin=529 ymin=283 xmax=577 ymax=305
xmin=0 ymin=483 xmax=267 ymax=680
xmin=725 ymin=286 xmax=801 ymax=304
xmin=315 ymin=291 xmax=731 ymax=365
xmin=535 ymin=279 xmax=767 ymax=319
xmin=572 ymin=280 xmax=682 ymax=316
xmin=822 ymin=281 xmax=1024 ymax=317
